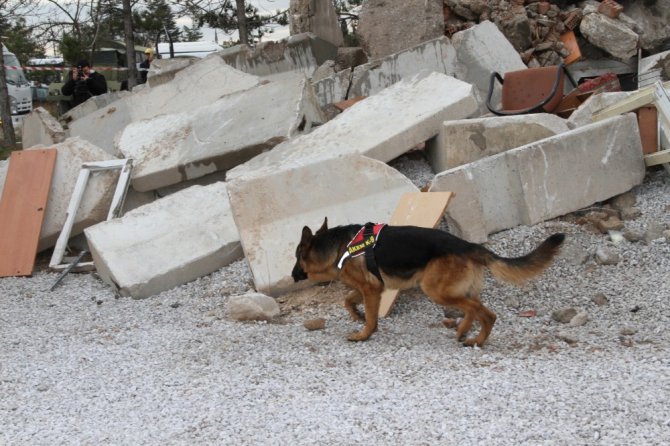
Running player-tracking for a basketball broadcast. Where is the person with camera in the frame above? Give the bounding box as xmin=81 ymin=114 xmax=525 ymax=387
xmin=61 ymin=59 xmax=108 ymax=108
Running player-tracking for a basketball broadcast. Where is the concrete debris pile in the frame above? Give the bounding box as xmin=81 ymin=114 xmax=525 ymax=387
xmin=1 ymin=0 xmax=668 ymax=302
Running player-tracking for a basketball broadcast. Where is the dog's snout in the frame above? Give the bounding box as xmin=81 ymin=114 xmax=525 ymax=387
xmin=292 ymin=263 xmax=308 ymax=282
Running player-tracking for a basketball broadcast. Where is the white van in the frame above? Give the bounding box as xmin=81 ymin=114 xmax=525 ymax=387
xmin=3 ymin=44 xmax=32 ymax=126
xmin=156 ymin=41 xmax=222 ymax=59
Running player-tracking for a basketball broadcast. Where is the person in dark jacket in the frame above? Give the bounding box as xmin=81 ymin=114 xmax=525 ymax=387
xmin=139 ymin=47 xmax=154 ymax=84
xmin=61 ymin=59 xmax=108 ymax=108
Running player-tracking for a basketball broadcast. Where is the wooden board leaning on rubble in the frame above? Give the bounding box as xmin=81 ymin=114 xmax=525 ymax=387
xmin=592 ymin=80 xmax=670 ymax=171
xmin=378 ymin=191 xmax=453 ymax=318
xmin=0 ymin=149 xmax=57 ymax=277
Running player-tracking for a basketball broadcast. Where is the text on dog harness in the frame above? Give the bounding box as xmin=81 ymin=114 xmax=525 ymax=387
xmin=337 ymin=223 xmax=386 ymax=282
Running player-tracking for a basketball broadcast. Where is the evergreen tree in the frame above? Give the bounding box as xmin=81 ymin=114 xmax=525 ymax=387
xmin=182 ymin=25 xmax=204 ymax=42
xmin=136 ymin=0 xmax=182 ymax=45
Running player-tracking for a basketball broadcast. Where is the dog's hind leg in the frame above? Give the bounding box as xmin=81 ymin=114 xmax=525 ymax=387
xmin=344 ymin=290 xmax=365 ymax=322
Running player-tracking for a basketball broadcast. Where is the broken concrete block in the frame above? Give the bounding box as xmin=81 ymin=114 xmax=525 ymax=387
xmin=228 ymin=71 xmax=479 ymax=182
xmin=567 ymin=91 xmax=633 ymax=128
xmin=430 ymin=114 xmax=645 ymax=242
xmin=349 ymin=36 xmax=459 ymax=99
xmin=68 ymin=58 xmax=260 ymax=155
xmin=14 ymin=138 xmax=120 ymax=252
xmin=217 ymin=33 xmax=337 ymax=81
xmin=311 ymin=36 xmax=459 ymax=107
xmin=613 ymin=0 xmax=670 ymax=52
xmin=428 ymin=113 xmax=570 ymax=172
xmin=519 ymin=114 xmax=644 ymax=224
xmin=312 ymin=67 xmax=352 ymax=106
xmin=147 ymin=57 xmax=198 ymax=87
xmin=60 ymin=91 xmax=131 ymax=125
xmin=289 ymin=0 xmax=344 ymax=47
xmin=579 ymin=11 xmax=638 ymax=61
xmin=226 ymin=154 xmax=419 ymax=295
xmin=21 ymin=107 xmax=67 ymax=149
xmin=357 ymin=0 xmax=444 ymax=60
xmin=118 ymin=76 xmax=325 ymax=192
xmin=451 ymin=20 xmax=527 ymax=102
xmin=84 ymin=182 xmax=242 ymax=299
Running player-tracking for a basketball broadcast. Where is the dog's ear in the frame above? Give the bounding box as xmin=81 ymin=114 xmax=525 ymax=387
xmin=316 ymin=217 xmax=328 ymax=235
xmin=300 ymin=225 xmax=313 ymax=244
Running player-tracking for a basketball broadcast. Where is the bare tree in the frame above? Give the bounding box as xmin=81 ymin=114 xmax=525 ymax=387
xmin=234 ymin=0 xmax=248 ymax=46
xmin=0 ymin=0 xmax=39 ymax=149
xmin=122 ymin=0 xmax=138 ymax=90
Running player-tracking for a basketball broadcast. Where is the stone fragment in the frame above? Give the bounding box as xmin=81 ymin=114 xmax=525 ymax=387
xmin=579 ymin=11 xmax=638 ymax=61
xmin=304 ymin=318 xmax=326 ymax=331
xmin=228 ymin=293 xmax=281 ymax=321
xmin=552 ymin=308 xmax=577 ymax=324
xmin=595 ymin=247 xmax=620 ymax=265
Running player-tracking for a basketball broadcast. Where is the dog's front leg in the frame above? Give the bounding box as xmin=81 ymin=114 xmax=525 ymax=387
xmin=347 ymin=292 xmax=381 ymax=341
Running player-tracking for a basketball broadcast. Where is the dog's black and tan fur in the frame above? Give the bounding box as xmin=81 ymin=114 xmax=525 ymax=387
xmin=292 ymin=218 xmax=565 ymax=347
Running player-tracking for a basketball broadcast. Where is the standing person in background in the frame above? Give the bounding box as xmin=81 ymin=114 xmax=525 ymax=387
xmin=61 ymin=59 xmax=108 ymax=108
xmin=139 ymin=48 xmax=154 ymax=84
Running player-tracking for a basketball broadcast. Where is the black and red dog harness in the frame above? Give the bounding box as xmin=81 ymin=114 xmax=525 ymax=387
xmin=337 ymin=222 xmax=386 ymax=283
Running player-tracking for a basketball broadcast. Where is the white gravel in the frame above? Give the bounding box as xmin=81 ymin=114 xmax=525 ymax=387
xmin=1 ymin=159 xmax=669 ymax=445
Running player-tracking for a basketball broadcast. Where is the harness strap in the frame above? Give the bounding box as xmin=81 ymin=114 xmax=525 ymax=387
xmin=363 ymin=222 xmax=384 ymax=284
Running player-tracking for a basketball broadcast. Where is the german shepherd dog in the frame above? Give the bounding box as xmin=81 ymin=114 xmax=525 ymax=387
xmin=292 ymin=218 xmax=565 ymax=347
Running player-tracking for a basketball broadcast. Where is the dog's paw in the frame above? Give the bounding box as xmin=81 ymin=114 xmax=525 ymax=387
xmin=462 ymin=338 xmax=484 ymax=348
xmin=347 ymin=331 xmax=370 ymax=342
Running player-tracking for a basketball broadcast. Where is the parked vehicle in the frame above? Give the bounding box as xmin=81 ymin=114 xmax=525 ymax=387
xmin=3 ymin=44 xmax=33 ymax=126
xmin=156 ymin=41 xmax=222 ymax=59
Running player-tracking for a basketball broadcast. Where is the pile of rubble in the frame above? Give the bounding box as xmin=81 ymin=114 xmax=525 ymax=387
xmin=0 ymin=1 xmax=668 ymax=304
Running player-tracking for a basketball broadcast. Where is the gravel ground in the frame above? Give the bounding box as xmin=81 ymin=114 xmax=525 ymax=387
xmin=1 ymin=157 xmax=669 ymax=445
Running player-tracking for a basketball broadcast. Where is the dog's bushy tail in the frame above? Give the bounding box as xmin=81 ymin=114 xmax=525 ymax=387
xmin=481 ymin=234 xmax=565 ymax=285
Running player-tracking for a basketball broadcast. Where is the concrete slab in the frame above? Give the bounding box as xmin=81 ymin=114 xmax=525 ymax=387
xmin=217 ymin=33 xmax=337 ymax=81
xmin=428 ymin=113 xmax=570 ymax=172
xmin=430 ymin=114 xmax=645 ymax=242
xmin=21 ymin=107 xmax=67 ymax=149
xmin=568 ymin=91 xmax=633 ymax=128
xmin=147 ymin=58 xmax=197 ymax=87
xmin=349 ymin=36 xmax=459 ymax=99
xmin=60 ymin=91 xmax=131 ymax=125
xmin=118 ymin=76 xmax=325 ymax=192
xmin=228 ymin=71 xmax=480 ymax=182
xmin=312 ymin=36 xmax=459 ymax=108
xmin=11 ymin=138 xmax=120 ymax=252
xmin=451 ymin=20 xmax=527 ymax=103
xmin=68 ymin=58 xmax=260 ymax=155
xmin=226 ymin=154 xmax=419 ymax=295
xmin=84 ymin=182 xmax=242 ymax=299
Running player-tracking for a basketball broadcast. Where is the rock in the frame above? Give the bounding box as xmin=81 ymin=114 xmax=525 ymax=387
xmin=663 ymin=230 xmax=670 ymax=243
xmin=303 ymin=318 xmax=326 ymax=331
xmin=608 ymin=230 xmax=625 ymax=245
xmin=569 ymin=311 xmax=589 ymax=327
xmin=595 ymin=247 xmax=620 ymax=265
xmin=228 ymin=293 xmax=280 ymax=321
xmin=579 ymin=10 xmax=639 ymax=60
xmin=609 ymin=191 xmax=636 ymax=211
xmin=622 ymin=229 xmax=644 ymax=243
xmin=620 ymin=326 xmax=638 ymax=336
xmin=620 ymin=207 xmax=642 ymax=220
xmin=591 ymin=293 xmax=609 ymax=306
xmin=644 ymin=222 xmax=666 ymax=244
xmin=552 ymin=308 xmax=578 ymax=324
xmin=505 ymin=296 xmax=521 ymax=309
xmin=595 ymin=216 xmax=624 ymax=233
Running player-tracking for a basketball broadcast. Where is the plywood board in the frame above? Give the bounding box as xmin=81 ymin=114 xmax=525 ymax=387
xmin=379 ymin=191 xmax=453 ymax=318
xmin=0 ymin=149 xmax=57 ymax=277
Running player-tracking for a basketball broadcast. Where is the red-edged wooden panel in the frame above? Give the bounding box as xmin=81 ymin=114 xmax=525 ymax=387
xmin=0 ymin=149 xmax=57 ymax=277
